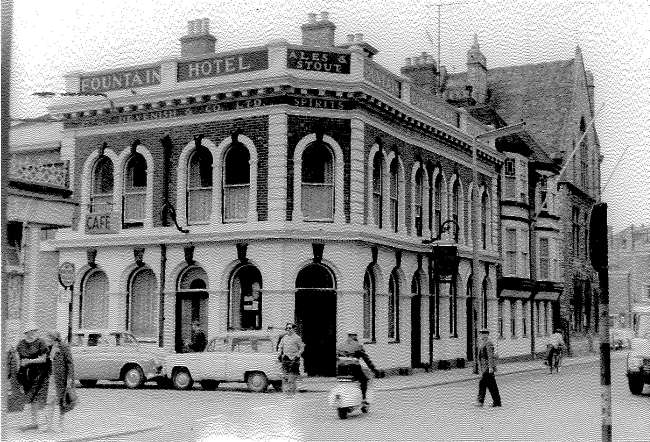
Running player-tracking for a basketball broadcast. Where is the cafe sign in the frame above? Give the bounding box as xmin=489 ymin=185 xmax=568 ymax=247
xmin=287 ymin=49 xmax=350 ymax=74
xmin=177 ymin=50 xmax=268 ymax=82
xmin=80 ymin=66 xmax=161 ymax=93
xmin=85 ymin=212 xmax=119 ymax=234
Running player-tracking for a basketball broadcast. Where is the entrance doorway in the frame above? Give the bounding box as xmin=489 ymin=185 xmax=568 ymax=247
xmin=175 ymin=266 xmax=209 ymax=353
xmin=295 ymin=264 xmax=336 ymax=377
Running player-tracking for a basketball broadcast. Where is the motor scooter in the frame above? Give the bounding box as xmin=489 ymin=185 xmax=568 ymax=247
xmin=327 ymin=373 xmax=373 ymax=419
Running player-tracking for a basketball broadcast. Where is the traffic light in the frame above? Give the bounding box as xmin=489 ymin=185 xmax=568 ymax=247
xmin=589 ymin=203 xmax=608 ymax=272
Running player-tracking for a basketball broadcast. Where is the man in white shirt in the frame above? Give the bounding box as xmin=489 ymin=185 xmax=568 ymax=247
xmin=277 ymin=323 xmax=304 ymax=396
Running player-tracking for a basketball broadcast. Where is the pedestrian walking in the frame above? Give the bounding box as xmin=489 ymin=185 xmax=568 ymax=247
xmin=15 ymin=323 xmax=50 ymax=431
xmin=42 ymin=331 xmax=76 ymax=433
xmin=277 ymin=323 xmax=304 ymax=396
xmin=474 ymin=328 xmax=502 ymax=408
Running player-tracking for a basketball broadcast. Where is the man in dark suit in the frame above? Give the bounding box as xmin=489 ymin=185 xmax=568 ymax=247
xmin=475 ymin=328 xmax=502 ymax=408
xmin=186 ymin=321 xmax=207 ymax=353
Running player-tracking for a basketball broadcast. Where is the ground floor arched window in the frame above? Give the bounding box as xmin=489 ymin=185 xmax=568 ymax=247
xmin=127 ymin=268 xmax=158 ymax=339
xmin=176 ymin=266 xmax=209 ymax=353
xmin=363 ymin=268 xmax=376 ymax=341
xmin=80 ymin=270 xmax=109 ymax=329
xmin=229 ymin=265 xmax=263 ymax=330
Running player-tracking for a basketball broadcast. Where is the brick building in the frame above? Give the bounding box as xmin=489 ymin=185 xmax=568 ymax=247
xmin=28 ymin=13 xmax=602 ymax=373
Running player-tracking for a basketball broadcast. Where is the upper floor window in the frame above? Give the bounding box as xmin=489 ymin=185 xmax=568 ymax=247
xmin=572 ymin=207 xmax=580 ymax=256
xmin=505 ymin=229 xmax=517 ymax=275
xmin=518 ymin=159 xmax=527 ymax=203
xmin=451 ymin=180 xmax=460 ymax=238
xmin=372 ymin=153 xmax=384 ymax=228
xmin=301 ymin=142 xmax=333 ymax=221
xmin=187 ymin=148 xmax=213 ymax=225
xmin=223 ymin=143 xmax=250 ymax=222
xmin=481 ymin=191 xmax=489 ymax=249
xmin=123 ymin=153 xmax=147 ymax=224
xmin=539 ymin=176 xmax=548 ymax=213
xmin=434 ymin=174 xmax=442 ymax=237
xmin=91 ymin=156 xmax=114 ymax=214
xmin=539 ymin=237 xmax=550 ymax=280
xmin=389 ymin=159 xmax=399 ymax=232
xmin=414 ymin=168 xmax=423 ymax=236
xmin=504 ymin=158 xmax=516 ymax=200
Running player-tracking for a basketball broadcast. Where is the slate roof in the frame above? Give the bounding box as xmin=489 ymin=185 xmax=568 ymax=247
xmin=444 ymin=59 xmax=576 ymax=161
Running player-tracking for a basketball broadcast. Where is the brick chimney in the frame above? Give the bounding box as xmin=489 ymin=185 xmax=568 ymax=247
xmin=180 ymin=18 xmax=216 ymax=57
xmin=400 ymin=52 xmax=439 ymax=94
xmin=466 ymin=33 xmax=488 ymax=104
xmin=301 ymin=11 xmax=336 ymax=47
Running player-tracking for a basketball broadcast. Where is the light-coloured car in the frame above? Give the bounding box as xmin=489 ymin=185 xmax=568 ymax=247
xmin=165 ymin=330 xmax=287 ymax=392
xmin=71 ymin=330 xmax=167 ymax=389
xmin=610 ymin=326 xmax=634 ymax=350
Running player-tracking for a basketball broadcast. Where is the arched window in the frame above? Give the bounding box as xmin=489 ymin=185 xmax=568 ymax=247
xmin=434 ymin=173 xmax=442 ymax=237
xmin=452 ymin=179 xmax=460 ymax=239
xmin=80 ymin=270 xmax=109 ymax=329
xmin=91 ymin=157 xmax=114 ymax=214
xmin=372 ymin=153 xmax=383 ymax=228
xmin=388 ymin=271 xmax=399 ymax=340
xmin=223 ymin=143 xmax=250 ymax=222
xmin=363 ymin=268 xmax=376 ymax=341
xmin=127 ymin=268 xmax=157 ymax=339
xmin=389 ymin=159 xmax=399 ymax=232
xmin=302 ymin=142 xmax=334 ymax=221
xmin=187 ymin=148 xmax=213 ymax=224
xmin=123 ymin=153 xmax=147 ymax=224
xmin=230 ymin=265 xmax=263 ymax=330
xmin=414 ymin=168 xmax=423 ymax=236
xmin=481 ymin=191 xmax=489 ymax=249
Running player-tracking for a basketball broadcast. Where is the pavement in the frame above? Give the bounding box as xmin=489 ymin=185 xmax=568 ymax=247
xmin=1 ymin=351 xmax=626 ymax=442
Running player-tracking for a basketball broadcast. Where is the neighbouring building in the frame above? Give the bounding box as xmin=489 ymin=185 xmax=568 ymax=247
xmin=609 ymin=224 xmax=650 ymax=327
xmin=5 ymin=119 xmax=77 ymax=345
xmin=18 ymin=12 xmax=602 ymax=374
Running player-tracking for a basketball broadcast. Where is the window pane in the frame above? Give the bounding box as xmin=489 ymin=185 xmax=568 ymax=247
xmin=302 ymin=144 xmax=332 ymax=184
xmin=126 ymin=154 xmax=147 ymax=190
xmin=188 ymin=188 xmax=212 ymax=223
xmin=189 ymin=150 xmax=213 ymax=187
xmin=224 ymin=185 xmax=249 ymax=221
xmin=224 ymin=144 xmax=250 ymax=185
xmin=539 ymin=238 xmax=549 ymax=280
xmin=90 ymin=195 xmax=112 ymax=214
xmin=124 ymin=192 xmax=146 ymax=222
xmin=302 ymin=184 xmax=333 ymax=220
xmin=82 ymin=271 xmax=109 ymax=329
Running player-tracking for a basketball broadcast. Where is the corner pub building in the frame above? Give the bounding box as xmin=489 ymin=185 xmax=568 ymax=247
xmin=40 ymin=13 xmax=598 ymax=375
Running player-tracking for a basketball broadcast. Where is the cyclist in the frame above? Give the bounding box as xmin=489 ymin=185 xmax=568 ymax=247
xmin=546 ymin=328 xmax=565 ymax=373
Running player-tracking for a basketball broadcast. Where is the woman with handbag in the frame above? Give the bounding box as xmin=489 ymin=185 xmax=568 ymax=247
xmin=42 ymin=330 xmax=76 ymax=433
xmin=16 ymin=323 xmax=49 ymax=431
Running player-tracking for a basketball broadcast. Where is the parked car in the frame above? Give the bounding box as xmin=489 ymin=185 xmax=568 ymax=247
xmin=626 ymin=305 xmax=650 ymax=395
xmin=70 ymin=330 xmax=167 ymax=389
xmin=164 ymin=329 xmax=288 ymax=392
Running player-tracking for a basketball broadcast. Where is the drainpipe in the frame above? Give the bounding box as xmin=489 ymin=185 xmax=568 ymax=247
xmin=159 ymin=244 xmax=166 ymax=347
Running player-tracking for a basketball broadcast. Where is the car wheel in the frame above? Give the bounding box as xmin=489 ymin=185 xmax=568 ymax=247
xmin=246 ymin=372 xmax=268 ymax=393
xmin=201 ymin=380 xmax=219 ymax=390
xmin=172 ymin=369 xmax=193 ymax=390
xmin=123 ymin=366 xmax=145 ymax=389
xmin=271 ymin=381 xmax=283 ymax=392
xmin=79 ymin=379 xmax=97 ymax=388
xmin=628 ymin=374 xmax=645 ymax=395
xmin=337 ymin=407 xmax=349 ymax=419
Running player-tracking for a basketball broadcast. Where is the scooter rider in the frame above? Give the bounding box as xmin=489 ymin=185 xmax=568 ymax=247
xmin=336 ymin=331 xmax=380 ymax=403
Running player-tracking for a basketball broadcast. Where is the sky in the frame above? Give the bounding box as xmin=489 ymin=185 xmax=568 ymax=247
xmin=9 ymin=0 xmax=650 ymax=233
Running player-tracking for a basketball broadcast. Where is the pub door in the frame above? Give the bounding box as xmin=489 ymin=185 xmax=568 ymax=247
xmin=295 ymin=288 xmax=336 ymax=377
xmin=175 ymin=293 xmax=208 ymax=353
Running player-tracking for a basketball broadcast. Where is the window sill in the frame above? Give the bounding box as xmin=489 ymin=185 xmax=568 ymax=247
xmin=223 ymin=219 xmax=247 ymax=223
xmin=188 ymin=221 xmax=210 ymax=226
xmin=122 ymin=222 xmax=143 ymax=229
xmin=388 ymin=340 xmax=401 ymax=344
xmin=363 ymin=340 xmax=376 ymax=345
xmin=303 ymin=219 xmax=334 ymax=223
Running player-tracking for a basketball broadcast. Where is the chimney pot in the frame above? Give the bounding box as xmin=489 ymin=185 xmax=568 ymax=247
xmin=202 ymin=18 xmax=210 ymax=34
xmin=308 ymin=13 xmax=317 ymax=23
xmin=405 ymin=57 xmax=412 ymax=66
xmin=347 ymin=34 xmax=355 ymax=43
xmin=413 ymin=56 xmax=420 ymax=65
xmin=355 ymin=33 xmax=363 ymax=42
xmin=321 ymin=11 xmax=330 ymax=21
xmin=421 ymin=51 xmax=427 ymax=59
